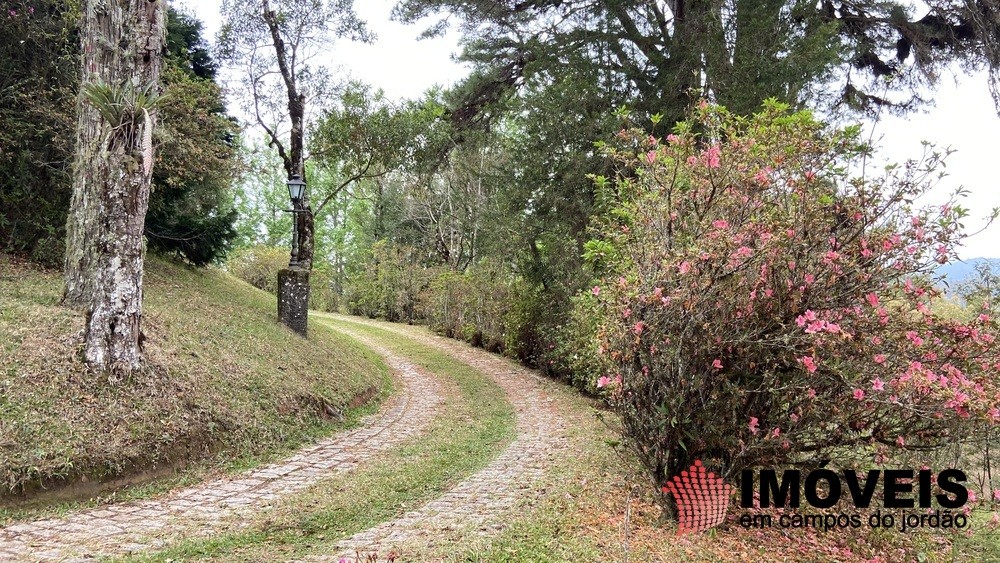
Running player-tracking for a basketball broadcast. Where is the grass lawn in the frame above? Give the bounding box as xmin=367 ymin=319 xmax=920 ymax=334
xmin=0 ymin=254 xmax=390 ymax=519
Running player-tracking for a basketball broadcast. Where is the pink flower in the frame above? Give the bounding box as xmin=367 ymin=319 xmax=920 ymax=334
xmin=623 ymin=308 xmax=631 ymax=318
xmin=633 ymin=321 xmax=645 ymax=335
xmin=771 ymin=427 xmax=781 ymax=438
xmin=790 ymin=413 xmax=799 ymax=422
xmin=678 ymin=261 xmax=691 ymax=274
xmin=749 ymin=417 xmax=760 ymax=434
xmin=705 ymin=145 xmax=721 ymax=168
xmin=896 ymin=436 xmax=905 ymax=447
xmin=872 ymin=378 xmax=885 ymax=391
xmin=804 ymin=170 xmax=816 ymax=181
xmin=873 ymin=354 xmax=887 ymax=364
xmin=865 ymin=293 xmax=880 ymax=308
xmin=597 ymin=376 xmax=611 ymax=388
xmin=799 ymin=356 xmax=818 ymax=373
xmin=686 ymin=155 xmax=699 ymax=166
xmin=804 ymin=273 xmax=815 ymax=285
xmin=754 ymin=169 xmax=771 ymax=185
xmin=645 ymin=150 xmax=657 ymax=165
xmin=591 ymin=285 xmax=601 ymax=296
xmin=906 ymin=331 xmax=924 ymax=346
xmin=805 ymin=320 xmax=826 ymax=334
xmin=712 ymin=359 xmax=723 ymax=370
xmin=666 ymin=134 xmax=680 ymax=144
xmin=807 ymin=388 xmax=817 ymax=399
xmin=712 ymin=219 xmax=730 ymax=229
xmin=853 ymin=389 xmax=865 ymax=401
xmin=980 ymin=314 xmax=991 ymax=323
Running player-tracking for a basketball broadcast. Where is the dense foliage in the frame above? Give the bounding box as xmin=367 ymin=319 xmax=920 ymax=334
xmin=0 ymin=1 xmax=78 ymax=264
xmin=0 ymin=4 xmax=238 ymax=266
xmin=146 ymin=11 xmax=240 ymax=266
xmin=352 ymin=0 xmax=1000 ymax=407
xmin=588 ymin=102 xmax=1000 ymax=509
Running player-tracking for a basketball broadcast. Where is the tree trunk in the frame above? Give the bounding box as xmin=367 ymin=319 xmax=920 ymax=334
xmin=297 ymin=205 xmax=315 ymax=270
xmin=261 ymin=1 xmax=314 ymax=270
xmin=63 ymin=0 xmax=166 ymax=374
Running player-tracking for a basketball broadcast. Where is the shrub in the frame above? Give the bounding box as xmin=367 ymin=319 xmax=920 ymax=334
xmin=227 ymin=245 xmax=341 ymax=312
xmin=226 ymin=245 xmax=289 ymax=294
xmin=545 ymin=292 xmax=608 ymax=392
xmin=345 ymin=241 xmax=433 ymax=322
xmin=422 ymin=261 xmax=511 ymax=351
xmin=589 ymin=101 xmax=1000 ymax=513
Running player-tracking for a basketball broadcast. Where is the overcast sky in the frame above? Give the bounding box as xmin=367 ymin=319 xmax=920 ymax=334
xmin=178 ymin=0 xmax=1000 ymax=259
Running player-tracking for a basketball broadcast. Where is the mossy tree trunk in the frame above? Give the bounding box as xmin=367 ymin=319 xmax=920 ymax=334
xmin=63 ymin=0 xmax=166 ymax=374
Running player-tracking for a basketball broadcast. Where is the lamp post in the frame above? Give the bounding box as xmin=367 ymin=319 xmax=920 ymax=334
xmin=286 ymin=174 xmax=306 ymax=269
xmin=278 ymin=173 xmax=309 ymax=336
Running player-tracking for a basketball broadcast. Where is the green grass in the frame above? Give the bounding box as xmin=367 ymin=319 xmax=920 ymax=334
xmin=118 ymin=318 xmax=516 ymax=561
xmin=0 ymin=255 xmax=391 ymax=518
xmin=946 ymin=509 xmax=1000 ymax=562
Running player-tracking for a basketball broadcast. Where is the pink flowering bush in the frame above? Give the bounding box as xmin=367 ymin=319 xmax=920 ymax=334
xmin=589 ymin=101 xmax=1000 ymax=513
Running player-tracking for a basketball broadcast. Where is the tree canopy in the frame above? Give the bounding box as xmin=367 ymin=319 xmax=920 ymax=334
xmin=395 ymin=0 xmax=1000 ymax=126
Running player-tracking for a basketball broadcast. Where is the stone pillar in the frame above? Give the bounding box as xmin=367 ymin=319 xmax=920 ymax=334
xmin=278 ymin=268 xmax=310 ymax=336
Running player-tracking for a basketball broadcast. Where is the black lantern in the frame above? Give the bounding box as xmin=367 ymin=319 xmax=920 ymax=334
xmin=287 ymin=174 xmax=306 ymax=205
xmin=286 ymin=174 xmax=306 ymax=268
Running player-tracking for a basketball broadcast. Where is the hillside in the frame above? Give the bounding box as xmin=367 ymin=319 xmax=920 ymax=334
xmin=937 ymin=257 xmax=1000 ymax=288
xmin=0 ymin=254 xmax=389 ymax=504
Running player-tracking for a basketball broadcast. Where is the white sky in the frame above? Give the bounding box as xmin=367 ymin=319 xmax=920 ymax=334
xmin=178 ymin=0 xmax=1000 ymax=259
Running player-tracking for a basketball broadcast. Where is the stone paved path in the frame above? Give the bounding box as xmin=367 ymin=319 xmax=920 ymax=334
xmin=310 ymin=316 xmax=573 ymax=563
xmin=0 ymin=327 xmax=448 ymax=562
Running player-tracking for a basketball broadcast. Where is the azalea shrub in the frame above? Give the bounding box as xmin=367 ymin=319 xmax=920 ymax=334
xmin=589 ymin=101 xmax=1000 ymax=512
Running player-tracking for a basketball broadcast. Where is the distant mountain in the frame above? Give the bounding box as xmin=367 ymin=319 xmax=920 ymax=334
xmin=936 ymin=257 xmax=1000 ymax=290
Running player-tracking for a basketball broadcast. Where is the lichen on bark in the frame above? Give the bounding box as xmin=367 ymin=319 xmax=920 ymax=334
xmin=63 ymin=0 xmax=166 ymax=375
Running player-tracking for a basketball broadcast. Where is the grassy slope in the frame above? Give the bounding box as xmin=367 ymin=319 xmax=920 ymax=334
xmin=0 ymin=254 xmax=390 ymax=503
